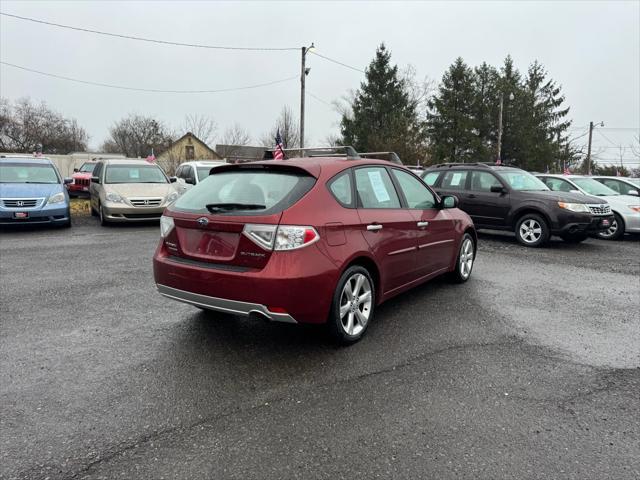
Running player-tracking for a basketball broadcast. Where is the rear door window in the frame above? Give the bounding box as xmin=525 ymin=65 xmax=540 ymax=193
xmin=172 ymin=168 xmax=315 ymax=215
xmin=354 ymin=167 xmax=401 ymax=209
xmin=470 ymin=171 xmax=503 ymax=192
xmin=440 ymin=170 xmax=469 ymax=190
xmin=392 ymin=169 xmax=436 ymax=209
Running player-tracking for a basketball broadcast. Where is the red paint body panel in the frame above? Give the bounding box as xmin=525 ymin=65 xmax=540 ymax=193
xmin=153 ymin=157 xmax=475 ymax=324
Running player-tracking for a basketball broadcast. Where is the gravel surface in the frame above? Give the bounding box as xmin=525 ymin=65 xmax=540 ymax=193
xmin=1 ymin=219 xmax=639 ymax=479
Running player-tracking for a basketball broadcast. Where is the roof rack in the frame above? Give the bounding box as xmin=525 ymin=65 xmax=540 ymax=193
xmin=262 ymin=146 xmax=360 ymax=160
xmin=430 ymin=162 xmax=500 ymax=169
xmin=359 ymin=151 xmax=402 ymax=165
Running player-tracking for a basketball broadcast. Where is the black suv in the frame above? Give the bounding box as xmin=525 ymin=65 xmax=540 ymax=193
xmin=422 ymin=164 xmax=614 ymax=247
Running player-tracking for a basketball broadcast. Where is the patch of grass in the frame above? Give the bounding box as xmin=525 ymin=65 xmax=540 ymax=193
xmin=70 ymin=198 xmax=91 ymax=216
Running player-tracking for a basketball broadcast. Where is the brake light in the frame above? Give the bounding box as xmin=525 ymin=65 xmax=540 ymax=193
xmin=243 ymin=224 xmax=319 ymax=251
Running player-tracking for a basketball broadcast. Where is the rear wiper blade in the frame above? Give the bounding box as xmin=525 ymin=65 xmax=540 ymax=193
xmin=206 ymin=203 xmax=266 ymax=213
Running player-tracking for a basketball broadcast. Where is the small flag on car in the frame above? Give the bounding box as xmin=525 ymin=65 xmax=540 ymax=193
xmin=146 ymin=148 xmax=156 ymax=164
xmin=274 ymin=129 xmax=285 ymax=160
xmin=495 ymin=157 xmax=502 ymax=166
xmin=563 ymin=166 xmax=570 ymax=175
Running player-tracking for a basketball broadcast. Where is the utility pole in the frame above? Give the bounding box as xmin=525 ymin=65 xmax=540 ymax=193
xmin=586 ymin=121 xmax=604 ymax=175
xmin=496 ymin=93 xmax=504 ymax=164
xmin=300 ymin=43 xmax=314 ymax=150
xmin=586 ymin=121 xmax=594 ymax=175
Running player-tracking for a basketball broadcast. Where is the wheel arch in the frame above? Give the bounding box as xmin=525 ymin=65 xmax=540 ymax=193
xmin=340 ymin=255 xmax=382 ymax=305
xmin=510 ymin=207 xmax=552 ymax=230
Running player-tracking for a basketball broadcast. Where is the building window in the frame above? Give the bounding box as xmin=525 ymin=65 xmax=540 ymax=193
xmin=185 ymin=145 xmax=195 ymax=160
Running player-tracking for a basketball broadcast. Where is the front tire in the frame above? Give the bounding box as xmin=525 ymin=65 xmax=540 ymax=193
xmin=328 ymin=266 xmax=375 ymax=345
xmin=515 ymin=213 xmax=550 ymax=247
xmin=596 ymin=212 xmax=624 ymax=241
xmin=99 ymin=204 xmax=109 ymax=226
xmin=450 ymin=233 xmax=475 ymax=283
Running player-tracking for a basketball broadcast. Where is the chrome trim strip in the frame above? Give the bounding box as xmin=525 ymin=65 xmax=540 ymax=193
xmin=388 ymin=246 xmax=417 ymax=256
xmin=156 ymin=284 xmax=297 ymax=324
xmin=418 ymin=239 xmax=455 ymax=250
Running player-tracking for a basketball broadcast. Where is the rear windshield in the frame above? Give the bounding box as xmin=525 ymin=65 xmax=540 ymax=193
xmin=105 ymin=165 xmax=168 ymax=184
xmin=0 ymin=162 xmax=60 ymax=184
xmin=173 ymin=168 xmax=315 ymax=215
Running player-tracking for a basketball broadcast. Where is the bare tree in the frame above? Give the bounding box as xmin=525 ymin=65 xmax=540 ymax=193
xmin=181 ymin=114 xmax=217 ymax=146
xmin=103 ymin=114 xmax=173 ymax=158
xmin=0 ymin=97 xmax=89 ymax=153
xmin=260 ymin=106 xmax=300 ymax=149
xmin=217 ymin=123 xmax=253 ymax=159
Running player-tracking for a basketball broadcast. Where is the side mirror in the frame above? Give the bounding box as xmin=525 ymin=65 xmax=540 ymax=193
xmin=73 ymin=168 xmax=79 ymax=173
xmin=63 ymin=177 xmax=73 ymax=185
xmin=91 ymin=176 xmax=100 ymax=184
xmin=441 ymin=195 xmax=459 ymax=209
xmin=185 ymin=177 xmax=196 ymax=185
xmin=169 ymin=176 xmax=177 ymax=183
xmin=628 ymin=189 xmax=639 ymax=196
xmin=490 ymin=185 xmax=506 ymax=193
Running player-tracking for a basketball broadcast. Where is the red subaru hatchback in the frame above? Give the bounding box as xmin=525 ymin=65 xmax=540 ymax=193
xmin=153 ymin=156 xmax=476 ymax=343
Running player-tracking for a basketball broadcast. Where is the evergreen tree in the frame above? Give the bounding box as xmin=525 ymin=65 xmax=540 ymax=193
xmin=426 ymin=57 xmax=478 ymax=163
xmin=340 ymin=44 xmax=426 ymax=164
xmin=471 ymin=62 xmax=500 ymax=162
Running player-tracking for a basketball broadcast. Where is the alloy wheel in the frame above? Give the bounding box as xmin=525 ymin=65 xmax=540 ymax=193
xmin=598 ymin=219 xmax=618 ymax=238
xmin=519 ymin=219 xmax=542 ymax=244
xmin=459 ymin=237 xmax=474 ymax=279
xmin=339 ymin=273 xmax=372 ymax=336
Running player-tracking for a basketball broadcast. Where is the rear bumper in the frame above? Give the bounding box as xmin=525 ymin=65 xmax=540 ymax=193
xmin=153 ymin=242 xmax=337 ymax=324
xmin=156 ymin=284 xmax=297 ymax=323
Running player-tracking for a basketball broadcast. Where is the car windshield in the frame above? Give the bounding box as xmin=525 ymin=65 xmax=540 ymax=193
xmin=496 ymin=170 xmax=549 ymax=191
xmin=0 ymin=162 xmax=60 ymax=184
xmin=197 ymin=166 xmax=217 ymax=181
xmin=79 ymin=163 xmax=96 ymax=173
xmin=173 ymin=169 xmax=315 ymax=215
xmin=572 ymin=178 xmax=618 ymax=196
xmin=105 ymin=165 xmax=168 ymax=184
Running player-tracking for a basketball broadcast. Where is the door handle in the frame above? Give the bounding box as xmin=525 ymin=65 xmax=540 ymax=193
xmin=417 ymin=221 xmax=429 ymax=228
xmin=366 ymin=224 xmax=383 ymax=231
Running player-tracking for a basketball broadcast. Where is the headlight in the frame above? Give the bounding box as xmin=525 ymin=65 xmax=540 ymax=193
xmin=166 ymin=191 xmax=179 ymax=204
xmin=160 ymin=215 xmax=175 ymax=238
xmin=105 ymin=192 xmax=123 ymax=203
xmin=47 ymin=192 xmax=66 ymax=204
xmin=557 ymin=202 xmax=589 ymax=213
xmin=629 ymin=205 xmax=640 ymax=213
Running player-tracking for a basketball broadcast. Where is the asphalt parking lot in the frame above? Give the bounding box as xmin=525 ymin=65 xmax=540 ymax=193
xmin=1 ymin=219 xmax=639 ymax=480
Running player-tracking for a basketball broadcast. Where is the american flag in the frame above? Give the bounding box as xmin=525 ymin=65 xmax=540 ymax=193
xmin=563 ymin=166 xmax=571 ymax=175
xmin=146 ymin=148 xmax=156 ymax=164
xmin=616 ymin=169 xmax=621 ymax=177
xmin=273 ymin=129 xmax=285 ymax=160
xmin=495 ymin=157 xmax=502 ymax=166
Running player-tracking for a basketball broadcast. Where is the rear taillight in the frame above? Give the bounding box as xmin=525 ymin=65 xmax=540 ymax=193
xmin=160 ymin=215 xmax=175 ymax=238
xmin=243 ymin=224 xmax=319 ymax=251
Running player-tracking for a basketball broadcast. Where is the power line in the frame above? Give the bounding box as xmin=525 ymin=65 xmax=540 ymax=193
xmin=0 ymin=11 xmax=298 ymax=51
xmin=0 ymin=61 xmax=297 ymax=94
xmin=307 ymin=91 xmax=334 ymax=108
xmin=596 ymin=129 xmax=621 ymax=147
xmin=310 ymin=51 xmax=365 ymax=74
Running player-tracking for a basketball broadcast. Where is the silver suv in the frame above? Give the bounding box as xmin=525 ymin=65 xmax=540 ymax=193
xmin=89 ymin=159 xmax=179 ymax=225
xmin=174 ymin=160 xmax=226 ymax=194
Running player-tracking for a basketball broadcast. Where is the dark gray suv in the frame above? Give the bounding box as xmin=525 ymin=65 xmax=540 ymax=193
xmin=422 ymin=163 xmax=614 ymax=247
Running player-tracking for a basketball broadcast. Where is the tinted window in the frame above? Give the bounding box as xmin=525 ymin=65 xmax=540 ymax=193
xmin=470 ymin=171 xmax=503 ymax=192
xmin=572 ymin=178 xmax=618 ymax=196
xmin=184 ymin=166 xmax=195 ymax=181
xmin=328 ymin=171 xmax=353 ymax=207
xmin=393 ymin=169 xmax=436 ymax=209
xmin=173 ymin=169 xmax=315 ymax=215
xmin=0 ymin=162 xmax=60 ymax=184
xmin=105 ymin=165 xmax=168 ymax=184
xmin=440 ymin=171 xmax=468 ymax=190
xmin=197 ymin=167 xmax=216 ymax=181
xmin=355 ymin=167 xmax=401 ymax=209
xmin=175 ymin=166 xmax=184 ymax=178
xmin=92 ymin=162 xmax=104 ymax=179
xmin=601 ymin=179 xmax=621 ymax=193
xmin=423 ymin=171 xmax=441 ymax=186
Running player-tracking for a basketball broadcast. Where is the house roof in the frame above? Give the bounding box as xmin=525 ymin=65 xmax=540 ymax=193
xmin=168 ymin=132 xmax=220 ymax=157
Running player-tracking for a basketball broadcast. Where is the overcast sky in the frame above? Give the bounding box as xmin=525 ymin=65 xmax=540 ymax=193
xmin=1 ymin=0 xmax=638 ymax=164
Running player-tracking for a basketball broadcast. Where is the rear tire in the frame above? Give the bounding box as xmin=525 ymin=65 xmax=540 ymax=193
xmin=560 ymin=233 xmax=587 ymax=243
xmin=450 ymin=233 xmax=475 ymax=283
xmin=328 ymin=266 xmax=375 ymax=345
xmin=596 ymin=212 xmax=624 ymax=241
xmin=515 ymin=213 xmax=550 ymax=247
